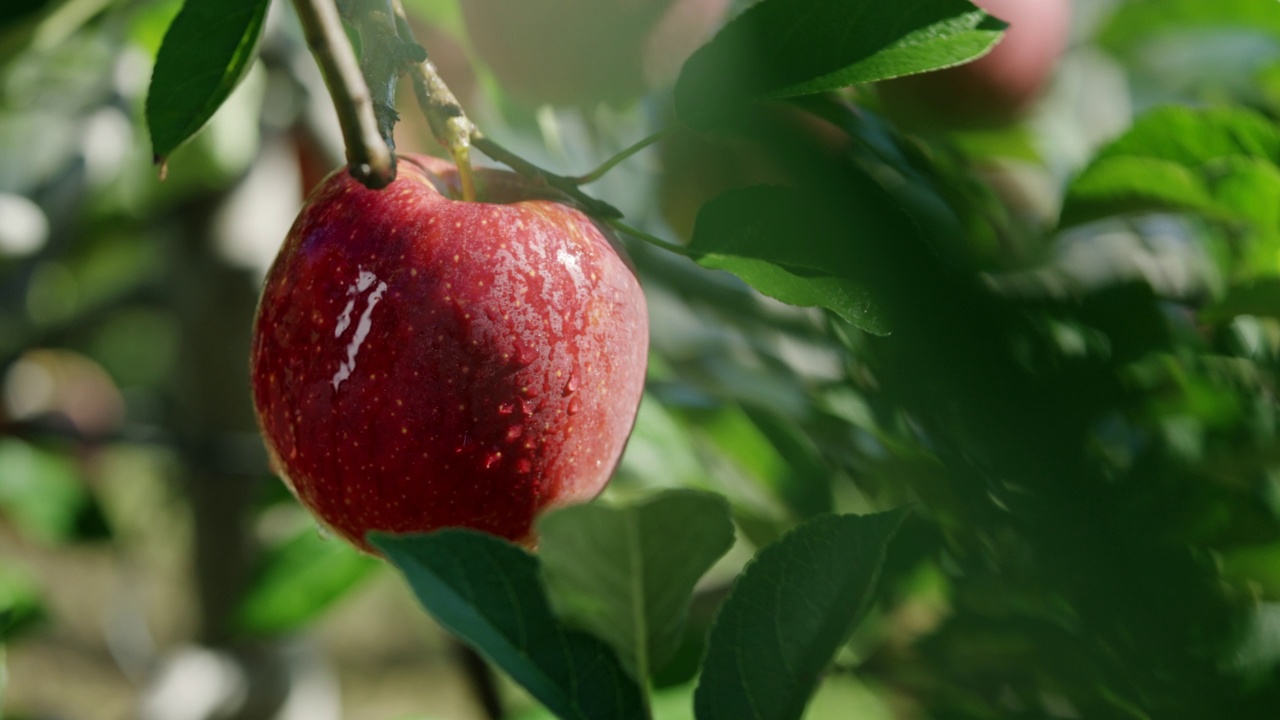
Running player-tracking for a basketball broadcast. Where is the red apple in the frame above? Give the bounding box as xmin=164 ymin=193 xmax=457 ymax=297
xmin=877 ymin=0 xmax=1072 ymax=130
xmin=461 ymin=0 xmax=730 ymax=108
xmin=250 ymin=155 xmax=649 ymax=552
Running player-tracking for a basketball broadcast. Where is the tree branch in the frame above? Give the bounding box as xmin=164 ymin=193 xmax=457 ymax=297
xmin=291 ymin=0 xmax=394 ymax=188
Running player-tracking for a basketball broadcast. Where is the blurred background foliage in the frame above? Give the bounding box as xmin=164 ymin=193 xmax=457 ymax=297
xmin=4 ymin=0 xmax=1280 ymax=718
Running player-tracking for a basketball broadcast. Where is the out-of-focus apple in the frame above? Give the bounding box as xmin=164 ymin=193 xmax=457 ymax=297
xmin=461 ymin=0 xmax=730 ymax=108
xmin=877 ymin=0 xmax=1072 ymax=130
xmin=250 ymin=155 xmax=649 ymax=552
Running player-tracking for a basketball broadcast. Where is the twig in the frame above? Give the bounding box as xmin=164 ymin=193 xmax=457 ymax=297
xmin=570 ymin=127 xmax=672 ymax=186
xmin=472 ymin=135 xmax=623 ymax=217
xmin=316 ymin=0 xmax=629 ymax=216
xmin=338 ymin=0 xmax=423 ymax=159
xmin=607 ymin=218 xmax=691 ymax=257
xmin=291 ymin=0 xmax=394 ymax=188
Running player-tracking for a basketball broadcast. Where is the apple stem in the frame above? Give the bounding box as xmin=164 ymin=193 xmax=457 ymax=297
xmin=334 ymin=0 xmax=651 ymax=219
xmin=383 ymin=0 xmax=623 ymax=217
xmin=607 ymin=218 xmax=691 ymax=257
xmin=570 ymin=127 xmax=672 ymax=186
xmin=291 ymin=0 xmax=395 ymax=189
xmin=453 ymin=144 xmax=478 ymax=202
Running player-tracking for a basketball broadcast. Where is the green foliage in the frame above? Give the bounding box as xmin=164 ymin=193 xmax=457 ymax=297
xmin=145 ymin=0 xmax=270 ymax=163
xmin=1099 ymin=0 xmax=1280 ymax=56
xmin=675 ymin=0 xmax=1004 ymax=129
xmin=0 ymin=565 xmax=45 ymax=643
xmin=688 ymin=183 xmax=894 ymax=336
xmin=1062 ymin=105 xmax=1280 ymax=276
xmin=537 ymin=490 xmax=735 ymax=684
xmin=234 ymin=525 xmax=381 ymax=636
xmin=0 ymin=438 xmax=102 ymax=544
xmin=12 ymin=0 xmax=1280 ymax=718
xmin=694 ymin=510 xmax=907 ymax=720
xmin=374 ymin=530 xmax=646 ymax=720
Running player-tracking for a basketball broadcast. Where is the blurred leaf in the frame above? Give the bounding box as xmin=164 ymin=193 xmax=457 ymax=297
xmin=0 ymin=0 xmax=49 ymax=23
xmin=145 ymin=0 xmax=269 ymax=163
xmin=515 ymin=683 xmax=697 ymax=720
xmin=616 ymin=393 xmax=706 ymax=490
xmin=0 ymin=565 xmax=45 ymax=643
xmin=675 ymin=0 xmax=1004 ymax=129
xmin=1099 ymin=0 xmax=1280 ymax=57
xmin=1202 ymin=278 xmax=1280 ymax=324
xmin=1223 ymin=542 xmax=1280 ymax=599
xmin=234 ymin=526 xmax=381 ymax=636
xmin=0 ymin=438 xmax=90 ymax=544
xmin=1071 ymin=106 xmax=1280 ymax=175
xmin=1229 ymin=603 xmax=1280 ymax=678
xmin=689 ymin=186 xmax=890 ymax=335
xmin=739 ymin=406 xmax=834 ymax=520
xmin=537 ymin=490 xmax=735 ymax=683
xmin=802 ymin=675 xmax=894 ymax=720
xmin=694 ymin=509 xmax=909 ymax=720
xmin=400 ymin=0 xmax=464 ymax=33
xmin=697 ymin=256 xmax=890 ymax=336
xmin=375 ymin=530 xmax=646 ymax=720
xmin=699 ymin=405 xmax=834 ymax=521
xmin=1062 ymin=106 xmax=1280 ymax=267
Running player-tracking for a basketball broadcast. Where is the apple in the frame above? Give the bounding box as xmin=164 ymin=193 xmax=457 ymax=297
xmin=461 ymin=0 xmax=730 ymax=108
xmin=877 ymin=0 xmax=1072 ymax=130
xmin=250 ymin=155 xmax=649 ymax=552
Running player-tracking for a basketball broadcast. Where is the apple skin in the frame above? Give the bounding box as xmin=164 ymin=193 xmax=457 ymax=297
xmin=461 ymin=0 xmax=729 ymax=108
xmin=250 ymin=155 xmax=649 ymax=552
xmin=877 ymin=0 xmax=1072 ymax=130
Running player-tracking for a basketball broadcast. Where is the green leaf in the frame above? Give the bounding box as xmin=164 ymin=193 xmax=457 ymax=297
xmin=234 ymin=526 xmax=381 ymax=636
xmin=675 ymin=0 xmax=1004 ymax=129
xmin=1062 ymin=106 xmax=1280 ymax=233
xmin=145 ymin=0 xmax=270 ymax=163
xmin=537 ymin=490 xmax=735 ymax=683
xmin=515 ymin=683 xmax=698 ymax=720
xmin=1201 ymin=278 xmax=1280 ymax=324
xmin=1085 ymin=106 xmax=1280 ymax=166
xmin=0 ymin=438 xmax=89 ymax=544
xmin=698 ymin=256 xmax=890 ymax=336
xmin=738 ymin=406 xmax=834 ymax=520
xmin=0 ymin=565 xmax=46 ymax=643
xmin=689 ymin=185 xmax=890 ymax=335
xmin=698 ymin=406 xmax=834 ymax=521
xmin=374 ymin=531 xmax=646 ymax=720
xmin=694 ymin=509 xmax=909 ymax=720
xmin=1098 ymin=0 xmax=1280 ymax=56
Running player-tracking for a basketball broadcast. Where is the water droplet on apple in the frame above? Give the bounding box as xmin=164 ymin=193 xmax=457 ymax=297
xmin=498 ymin=402 xmax=515 ymax=415
xmin=506 ymin=424 xmax=523 ymax=442
xmin=484 ymin=451 xmax=502 ymax=469
xmin=567 ymin=396 xmax=582 ymax=415
xmin=516 ymin=458 xmax=532 ymax=474
xmin=565 ymin=371 xmax=579 ymax=394
xmin=516 ymin=345 xmax=537 ymax=366
xmin=520 ymin=398 xmax=537 ymax=415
